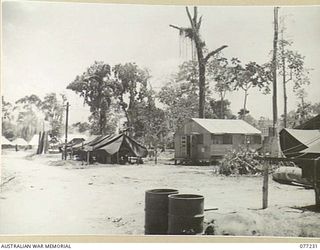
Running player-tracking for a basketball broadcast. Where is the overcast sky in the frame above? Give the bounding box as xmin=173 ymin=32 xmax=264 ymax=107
xmin=2 ymin=1 xmax=320 ymax=124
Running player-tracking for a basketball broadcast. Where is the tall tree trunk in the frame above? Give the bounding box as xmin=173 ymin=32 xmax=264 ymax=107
xmin=283 ymin=66 xmax=287 ymax=128
xmin=272 ymin=7 xmax=279 ymax=134
xmin=220 ymin=93 xmax=224 ymax=119
xmin=198 ymin=60 xmax=206 ymax=118
xmin=243 ymin=90 xmax=248 ymax=119
xmin=99 ymin=109 xmax=106 ymax=135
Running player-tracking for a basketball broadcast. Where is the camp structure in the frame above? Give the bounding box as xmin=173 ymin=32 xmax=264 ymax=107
xmin=11 ymin=137 xmax=28 ymax=150
xmin=278 ymin=115 xmax=320 ymax=205
xmin=12 ymin=138 xmax=28 ymax=146
xmin=1 ymin=136 xmax=14 ymax=148
xmin=295 ymin=114 xmax=320 ymax=130
xmin=174 ymin=118 xmax=262 ymax=164
xmin=28 ymin=134 xmax=39 ymax=149
xmin=279 ymin=129 xmax=320 ymax=158
xmin=76 ymin=133 xmax=148 ymax=164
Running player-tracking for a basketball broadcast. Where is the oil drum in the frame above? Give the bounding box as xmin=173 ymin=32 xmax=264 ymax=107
xmin=144 ymin=188 xmax=179 ymax=234
xmin=168 ymin=194 xmax=204 ymax=235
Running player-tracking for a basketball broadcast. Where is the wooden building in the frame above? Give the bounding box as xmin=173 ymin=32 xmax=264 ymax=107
xmin=174 ymin=118 xmax=262 ymax=163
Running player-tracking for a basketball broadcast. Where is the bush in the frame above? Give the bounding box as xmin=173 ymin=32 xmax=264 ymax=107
xmin=219 ymin=147 xmax=262 ymax=176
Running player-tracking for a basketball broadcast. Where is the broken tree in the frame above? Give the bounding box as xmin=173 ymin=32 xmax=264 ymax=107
xmin=170 ymin=6 xmax=227 ymax=118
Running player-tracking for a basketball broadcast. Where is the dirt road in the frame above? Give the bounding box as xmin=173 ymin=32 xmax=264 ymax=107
xmin=1 ymin=150 xmax=319 ymax=237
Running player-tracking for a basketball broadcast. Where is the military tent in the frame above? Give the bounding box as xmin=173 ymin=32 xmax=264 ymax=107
xmin=279 ymin=128 xmax=320 ymax=158
xmin=1 ymin=136 xmax=14 ymax=148
xmin=2 ymin=136 xmax=13 ymax=145
xmin=12 ymin=138 xmax=28 ymax=146
xmin=28 ymin=134 xmax=39 ymax=148
xmin=301 ymin=139 xmax=320 ymax=155
xmin=78 ymin=133 xmax=148 ymax=164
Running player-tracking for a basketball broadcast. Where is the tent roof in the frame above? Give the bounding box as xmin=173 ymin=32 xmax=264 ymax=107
xmin=12 ymin=138 xmax=28 ymax=146
xmin=1 ymin=136 xmax=13 ymax=145
xmin=283 ymin=129 xmax=320 ymax=147
xmin=301 ymin=138 xmax=320 ymax=154
xmin=85 ymin=133 xmax=148 ymax=157
xmin=28 ymin=134 xmax=39 ymax=145
xmin=191 ymin=118 xmax=261 ymax=135
xmin=295 ymin=114 xmax=320 ymax=130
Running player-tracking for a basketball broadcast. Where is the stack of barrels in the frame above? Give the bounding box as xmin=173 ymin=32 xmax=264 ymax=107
xmin=145 ymin=189 xmax=204 ymax=235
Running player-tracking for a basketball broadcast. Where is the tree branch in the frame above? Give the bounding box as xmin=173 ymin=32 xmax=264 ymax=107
xmin=197 ymin=16 xmax=203 ymax=30
xmin=169 ymin=24 xmax=184 ymax=31
xmin=185 ymin=6 xmax=195 ymax=30
xmin=193 ymin=6 xmax=198 ymax=23
xmin=204 ymin=45 xmax=228 ymax=63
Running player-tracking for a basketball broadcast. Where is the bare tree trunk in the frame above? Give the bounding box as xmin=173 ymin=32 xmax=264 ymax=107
xmin=220 ymin=94 xmax=224 ymax=119
xmin=99 ymin=109 xmax=106 ymax=135
xmin=170 ymin=7 xmax=227 ymax=119
xmin=198 ymin=61 xmax=206 ymax=118
xmin=242 ymin=89 xmax=248 ymax=119
xmin=283 ymin=70 xmax=288 ymax=128
xmin=272 ymin=7 xmax=279 ymax=134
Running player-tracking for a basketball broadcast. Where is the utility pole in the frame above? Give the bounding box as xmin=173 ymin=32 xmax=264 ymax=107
xmin=272 ymin=7 xmax=279 ymax=135
xmin=64 ymin=102 xmax=70 ymax=160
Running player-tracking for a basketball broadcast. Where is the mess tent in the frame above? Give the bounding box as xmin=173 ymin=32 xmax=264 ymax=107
xmin=71 ymin=133 xmax=148 ymax=164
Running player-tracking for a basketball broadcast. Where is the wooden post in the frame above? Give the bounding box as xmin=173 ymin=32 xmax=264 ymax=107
xmin=272 ymin=7 xmax=279 ymax=133
xmin=262 ymin=161 xmax=269 ymax=209
xmin=64 ymin=102 xmax=69 ymax=160
xmin=313 ymin=158 xmax=320 ymax=206
xmin=154 ymin=147 xmax=157 ymax=165
xmin=117 ymin=151 xmax=119 ymax=164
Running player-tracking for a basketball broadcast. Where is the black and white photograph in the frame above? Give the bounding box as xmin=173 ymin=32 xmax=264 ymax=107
xmin=1 ymin=0 xmax=320 ymax=238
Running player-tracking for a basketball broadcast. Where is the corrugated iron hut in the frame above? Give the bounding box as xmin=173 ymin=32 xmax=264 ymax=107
xmin=174 ymin=118 xmax=262 ymax=163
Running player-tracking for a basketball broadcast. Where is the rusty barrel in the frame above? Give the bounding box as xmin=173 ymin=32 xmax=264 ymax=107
xmin=145 ymin=188 xmax=179 ymax=235
xmin=168 ymin=194 xmax=204 ymax=235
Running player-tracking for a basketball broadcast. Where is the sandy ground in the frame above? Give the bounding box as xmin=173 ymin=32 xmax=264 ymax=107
xmin=1 ymin=150 xmax=320 ymax=237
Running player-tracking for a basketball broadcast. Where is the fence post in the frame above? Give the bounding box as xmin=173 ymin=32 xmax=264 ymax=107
xmin=314 ymin=158 xmax=320 ymax=206
xmin=262 ymin=161 xmax=269 ymax=209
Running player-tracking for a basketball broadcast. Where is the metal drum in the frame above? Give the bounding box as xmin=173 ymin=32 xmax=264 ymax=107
xmin=144 ymin=188 xmax=179 ymax=235
xmin=168 ymin=194 xmax=204 ymax=235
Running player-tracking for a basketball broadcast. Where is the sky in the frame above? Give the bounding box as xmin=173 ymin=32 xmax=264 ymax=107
xmin=2 ymin=1 xmax=320 ymax=124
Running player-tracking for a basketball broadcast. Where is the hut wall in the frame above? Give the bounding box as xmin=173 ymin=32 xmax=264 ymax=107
xmin=174 ymin=120 xmax=262 ymax=161
xmin=174 ymin=120 xmax=210 ymax=160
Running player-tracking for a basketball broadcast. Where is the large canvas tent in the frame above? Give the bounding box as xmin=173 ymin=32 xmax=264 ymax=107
xmin=28 ymin=134 xmax=39 ymax=148
xmin=1 ymin=136 xmax=13 ymax=146
xmin=77 ymin=133 xmax=148 ymax=164
xmin=279 ymin=128 xmax=320 ymax=158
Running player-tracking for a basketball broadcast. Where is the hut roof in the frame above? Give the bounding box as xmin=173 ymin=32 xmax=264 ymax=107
xmin=191 ymin=118 xmax=261 ymax=135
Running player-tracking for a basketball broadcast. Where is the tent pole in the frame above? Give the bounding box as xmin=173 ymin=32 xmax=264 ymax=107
xmin=117 ymin=151 xmax=119 ymax=164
